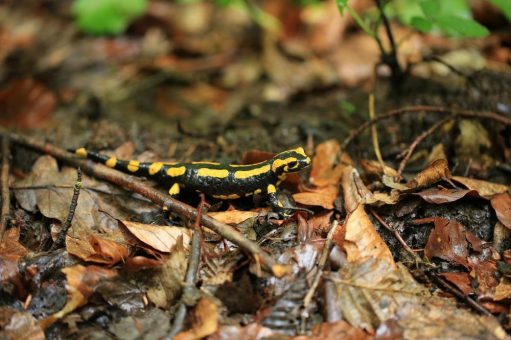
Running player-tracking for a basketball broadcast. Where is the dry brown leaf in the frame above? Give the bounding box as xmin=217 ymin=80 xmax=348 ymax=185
xmin=491 ymin=193 xmax=511 ymax=230
xmin=426 ymin=143 xmax=448 ymax=163
xmin=121 ymin=220 xmax=191 ymax=252
xmin=338 ymin=205 xmax=395 ymax=267
xmin=209 ymin=323 xmax=274 ymax=339
xmin=415 ymin=187 xmax=479 ymax=204
xmin=494 ymin=278 xmax=511 ymax=301
xmin=406 ymin=159 xmax=451 ymax=190
xmin=439 ymin=272 xmax=473 ymax=295
xmin=359 ymin=159 xmax=398 ymax=178
xmin=207 ymin=210 xmax=261 ymax=225
xmin=66 ymin=234 xmax=128 ymax=266
xmin=455 ymin=120 xmax=491 ymax=159
xmin=0 ymin=309 xmax=45 ymax=340
xmin=175 ymin=298 xmax=219 ymax=340
xmin=310 ymin=139 xmax=350 ymax=188
xmin=39 ymin=265 xmax=117 ymax=329
xmin=451 ymin=176 xmax=509 ymax=198
xmin=332 ymin=258 xmax=426 ymax=331
xmin=297 ymin=321 xmax=370 ymax=340
xmin=293 ymin=185 xmax=338 ymax=209
xmin=341 ymin=166 xmax=376 ymax=212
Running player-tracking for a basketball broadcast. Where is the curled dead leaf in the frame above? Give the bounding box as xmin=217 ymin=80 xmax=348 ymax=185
xmin=175 ymin=298 xmax=219 ymax=340
xmin=293 ymin=185 xmax=338 ymax=209
xmin=451 ymin=176 xmax=508 ymax=198
xmin=407 ymin=159 xmax=451 ymax=190
xmin=491 ymin=193 xmax=511 ymax=230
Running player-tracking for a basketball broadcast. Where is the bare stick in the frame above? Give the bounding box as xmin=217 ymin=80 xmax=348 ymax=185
xmin=2 ymin=131 xmax=285 ymax=276
xmin=397 ymin=117 xmax=453 ymax=178
xmin=370 ymin=209 xmax=418 ymax=257
xmin=169 ymin=195 xmax=205 ymax=338
xmin=51 ymin=168 xmax=82 ymax=249
xmin=342 ymin=106 xmax=511 ymax=149
xmin=0 ymin=135 xmax=10 ymax=240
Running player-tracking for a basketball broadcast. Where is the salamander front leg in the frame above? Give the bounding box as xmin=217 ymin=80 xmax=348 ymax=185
xmin=267 ymin=184 xmax=313 ymax=217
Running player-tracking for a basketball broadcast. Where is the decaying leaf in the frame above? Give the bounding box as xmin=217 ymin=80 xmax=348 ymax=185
xmin=121 ymin=220 xmax=191 ymax=252
xmin=298 ymin=321 xmax=371 ymax=340
xmin=337 ymin=205 xmax=395 ymax=267
xmin=175 ymin=297 xmax=219 ymax=340
xmin=455 ymin=120 xmax=491 ymax=159
xmin=207 ymin=210 xmax=262 ymax=224
xmin=66 ymin=233 xmax=129 ymax=266
xmin=0 ymin=308 xmax=45 ymax=340
xmin=406 ymin=159 xmax=451 ymax=190
xmin=491 ymin=192 xmax=511 ymax=230
xmin=494 ymin=278 xmax=511 ymax=301
xmin=331 ymin=257 xmax=427 ymax=331
xmin=414 ymin=187 xmax=479 ymax=204
xmin=376 ymin=297 xmax=507 ymax=339
xmin=451 ymin=176 xmax=509 ymax=198
xmin=39 ymin=265 xmax=117 ymax=329
xmin=146 ymin=240 xmax=189 ymax=308
xmin=293 ymin=185 xmax=338 ymax=209
xmin=309 ymin=139 xmax=349 ymax=187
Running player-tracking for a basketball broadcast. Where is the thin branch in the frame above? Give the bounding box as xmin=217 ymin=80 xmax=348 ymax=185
xmin=51 ymin=168 xmax=82 ymax=250
xmin=2 ymin=130 xmax=285 ymax=277
xmin=369 ymin=94 xmax=386 ymax=171
xmin=370 ymin=209 xmax=418 ymax=257
xmin=168 ymin=195 xmax=205 ymax=338
xmin=374 ymin=0 xmax=400 ymax=76
xmin=0 ymin=135 xmax=11 ymax=241
xmin=342 ymin=105 xmax=511 ymax=149
xmin=397 ymin=117 xmax=453 ymax=178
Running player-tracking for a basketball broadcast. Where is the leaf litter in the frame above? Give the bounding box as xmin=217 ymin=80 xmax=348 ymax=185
xmin=2 ymin=1 xmax=511 ymax=338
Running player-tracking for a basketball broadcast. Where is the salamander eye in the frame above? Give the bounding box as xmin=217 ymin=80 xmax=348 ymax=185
xmin=288 ymin=161 xmax=298 ymax=169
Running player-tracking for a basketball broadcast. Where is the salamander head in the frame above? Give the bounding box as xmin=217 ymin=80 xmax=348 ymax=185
xmin=271 ymin=147 xmax=311 ymax=174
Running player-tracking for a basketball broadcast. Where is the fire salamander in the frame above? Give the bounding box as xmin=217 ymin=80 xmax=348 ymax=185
xmin=72 ymin=147 xmax=311 ymax=210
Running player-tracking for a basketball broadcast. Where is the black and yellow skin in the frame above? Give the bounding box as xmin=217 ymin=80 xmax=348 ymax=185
xmin=72 ymin=147 xmax=311 ymax=209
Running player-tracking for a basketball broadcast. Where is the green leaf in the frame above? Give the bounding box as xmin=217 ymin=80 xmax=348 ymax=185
xmin=72 ymin=0 xmax=147 ymax=35
xmin=489 ymin=0 xmax=511 ymax=21
xmin=420 ymin=0 xmax=441 ymax=18
xmin=435 ymin=15 xmax=490 ymax=38
xmin=410 ymin=16 xmax=433 ymax=33
xmin=336 ymin=0 xmax=348 ymax=14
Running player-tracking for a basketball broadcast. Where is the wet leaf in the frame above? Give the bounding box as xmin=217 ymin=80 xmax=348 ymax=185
xmin=491 ymin=193 xmax=511 ymax=230
xmin=406 ymin=159 xmax=451 ymax=190
xmin=121 ymin=220 xmax=191 ymax=252
xmin=175 ymin=297 xmax=219 ymax=340
xmin=451 ymin=176 xmax=508 ymax=198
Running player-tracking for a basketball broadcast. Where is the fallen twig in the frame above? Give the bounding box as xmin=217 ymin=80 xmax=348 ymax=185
xmin=168 ymin=195 xmax=204 ymax=338
xmin=396 ymin=116 xmax=453 ymax=177
xmin=301 ymin=220 xmax=341 ymax=332
xmin=370 ymin=209 xmax=419 ymax=257
xmin=2 ymin=131 xmax=286 ymax=277
xmin=0 ymin=135 xmax=11 ymax=241
xmin=342 ymin=106 xmax=511 ymax=150
xmin=51 ymin=168 xmax=82 ymax=250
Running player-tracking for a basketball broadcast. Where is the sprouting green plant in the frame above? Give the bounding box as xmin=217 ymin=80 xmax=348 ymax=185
xmin=336 ymin=0 xmax=509 ymax=78
xmin=72 ymin=0 xmax=147 ymax=35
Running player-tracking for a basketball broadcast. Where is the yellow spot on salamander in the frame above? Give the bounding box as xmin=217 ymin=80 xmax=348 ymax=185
xmin=167 ymin=166 xmax=186 ymax=177
xmin=267 ymin=184 xmax=276 ymax=194
xmin=277 ymin=200 xmax=284 ymax=207
xmin=192 ymin=161 xmax=220 ymax=165
xmin=294 ymin=147 xmax=307 ymax=157
xmin=234 ymin=164 xmax=271 ymax=179
xmin=213 ymin=193 xmax=240 ymax=199
xmin=127 ymin=160 xmax=140 ymax=172
xmin=75 ymin=148 xmax=88 ymax=157
xmin=105 ymin=157 xmax=117 ymax=168
xmin=254 ymin=188 xmax=262 ymax=195
xmin=148 ymin=162 xmax=163 ymax=175
xmin=197 ymin=168 xmax=229 ymax=178
xmin=169 ymin=183 xmax=180 ymax=195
